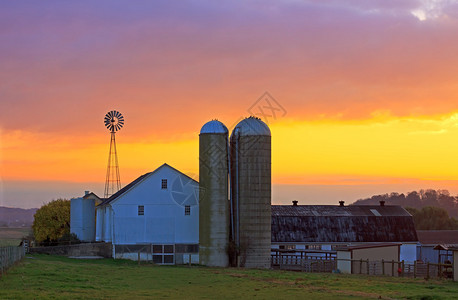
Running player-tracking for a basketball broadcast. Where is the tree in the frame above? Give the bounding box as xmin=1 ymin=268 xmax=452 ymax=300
xmin=32 ymin=199 xmax=70 ymax=244
xmin=405 ymin=206 xmax=458 ymax=230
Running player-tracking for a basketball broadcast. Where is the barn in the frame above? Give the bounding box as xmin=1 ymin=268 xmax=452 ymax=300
xmin=95 ymin=163 xmax=200 ymax=264
xmin=271 ymin=201 xmax=418 ymax=263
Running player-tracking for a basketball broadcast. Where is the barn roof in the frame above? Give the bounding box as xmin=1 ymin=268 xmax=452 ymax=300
xmin=271 ymin=205 xmax=418 ymax=243
xmin=99 ymin=163 xmax=198 ymax=206
xmin=416 ymin=230 xmax=458 ymax=246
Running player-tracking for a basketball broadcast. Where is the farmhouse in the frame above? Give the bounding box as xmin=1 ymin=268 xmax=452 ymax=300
xmin=95 ymin=163 xmax=199 ymax=264
xmin=271 ymin=201 xmax=418 ymax=263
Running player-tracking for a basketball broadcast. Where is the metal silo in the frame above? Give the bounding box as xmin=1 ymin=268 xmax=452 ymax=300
xmin=230 ymin=116 xmax=271 ymax=268
xmin=70 ymin=196 xmax=96 ymax=242
xmin=199 ymin=120 xmax=230 ymax=267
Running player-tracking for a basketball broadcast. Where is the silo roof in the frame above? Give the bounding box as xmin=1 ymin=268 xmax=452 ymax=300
xmin=200 ymin=120 xmax=228 ymax=134
xmin=233 ymin=116 xmax=271 ymax=136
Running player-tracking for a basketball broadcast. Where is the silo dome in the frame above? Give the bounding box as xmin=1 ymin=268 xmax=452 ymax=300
xmin=233 ymin=117 xmax=270 ymax=136
xmin=200 ymin=120 xmax=228 ymax=134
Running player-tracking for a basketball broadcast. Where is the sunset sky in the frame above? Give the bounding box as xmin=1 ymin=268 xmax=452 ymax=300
xmin=2 ymin=0 xmax=458 ymax=208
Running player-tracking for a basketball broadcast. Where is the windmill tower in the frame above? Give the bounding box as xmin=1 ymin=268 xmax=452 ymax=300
xmin=104 ymin=110 xmax=124 ymax=198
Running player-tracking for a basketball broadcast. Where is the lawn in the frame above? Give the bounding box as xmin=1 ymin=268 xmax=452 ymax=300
xmin=0 ymin=227 xmax=31 ymax=247
xmin=0 ymin=254 xmax=457 ymax=299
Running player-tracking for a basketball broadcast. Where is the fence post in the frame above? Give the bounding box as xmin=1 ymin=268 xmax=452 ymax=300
xmin=366 ymin=259 xmax=370 ymax=275
xmin=426 ymin=263 xmax=430 ymax=280
xmin=413 ymin=261 xmax=417 ymax=278
xmin=392 ymin=260 xmax=395 ymax=277
xmin=401 ymin=260 xmax=404 ymax=277
xmin=382 ymin=259 xmax=385 ymax=275
xmin=359 ymin=259 xmax=363 ymax=274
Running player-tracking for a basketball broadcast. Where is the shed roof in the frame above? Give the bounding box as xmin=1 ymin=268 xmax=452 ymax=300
xmin=416 ymin=230 xmax=458 ymax=245
xmin=336 ymin=243 xmax=401 ymax=251
xmin=271 ymin=205 xmax=418 ymax=243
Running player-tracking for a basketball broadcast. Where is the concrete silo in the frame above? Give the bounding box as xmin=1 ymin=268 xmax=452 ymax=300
xmin=230 ymin=116 xmax=271 ymax=268
xmin=199 ymin=120 xmax=230 ymax=267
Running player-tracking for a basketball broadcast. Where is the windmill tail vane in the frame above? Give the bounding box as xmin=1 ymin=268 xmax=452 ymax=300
xmin=104 ymin=110 xmax=124 ymax=198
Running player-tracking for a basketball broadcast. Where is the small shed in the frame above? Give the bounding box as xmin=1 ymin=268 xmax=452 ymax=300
xmin=449 ymin=247 xmax=458 ymax=281
xmin=417 ymin=230 xmax=458 ymax=263
xmin=336 ymin=243 xmax=401 ymax=275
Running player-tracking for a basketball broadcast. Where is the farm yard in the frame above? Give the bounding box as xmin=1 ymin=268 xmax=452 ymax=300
xmin=0 ymin=227 xmax=31 ymax=247
xmin=0 ymin=255 xmax=457 ymax=299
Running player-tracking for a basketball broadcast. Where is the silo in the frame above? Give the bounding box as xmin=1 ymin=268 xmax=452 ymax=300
xmin=70 ymin=196 xmax=96 ymax=242
xmin=199 ymin=120 xmax=230 ymax=267
xmin=230 ymin=117 xmax=271 ymax=268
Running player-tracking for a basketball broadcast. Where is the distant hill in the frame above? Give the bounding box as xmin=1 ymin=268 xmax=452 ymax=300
xmin=0 ymin=206 xmax=37 ymax=227
xmin=352 ymin=189 xmax=458 ymax=218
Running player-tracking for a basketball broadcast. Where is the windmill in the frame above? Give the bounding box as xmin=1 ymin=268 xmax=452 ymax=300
xmin=104 ymin=110 xmax=124 ymax=198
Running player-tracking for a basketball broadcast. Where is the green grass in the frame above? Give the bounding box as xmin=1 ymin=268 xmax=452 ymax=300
xmin=0 ymin=254 xmax=457 ymax=299
xmin=0 ymin=227 xmax=31 ymax=247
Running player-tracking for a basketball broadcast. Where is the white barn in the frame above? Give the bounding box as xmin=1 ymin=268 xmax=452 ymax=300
xmin=96 ymin=163 xmax=199 ymax=264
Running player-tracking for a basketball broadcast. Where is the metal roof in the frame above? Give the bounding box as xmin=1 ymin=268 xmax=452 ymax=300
xmin=271 ymin=205 xmax=418 ymax=243
xmin=417 ymin=230 xmax=458 ymax=245
xmin=272 ymin=205 xmax=412 ymax=217
xmin=99 ymin=163 xmax=198 ymax=206
xmin=200 ymin=120 xmax=228 ymax=134
xmin=232 ymin=116 xmax=271 ymax=137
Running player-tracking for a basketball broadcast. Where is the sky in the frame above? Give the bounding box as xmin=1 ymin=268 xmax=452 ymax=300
xmin=2 ymin=0 xmax=458 ymax=208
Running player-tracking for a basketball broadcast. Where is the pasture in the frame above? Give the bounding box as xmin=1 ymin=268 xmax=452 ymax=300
xmin=0 ymin=254 xmax=457 ymax=299
xmin=0 ymin=227 xmax=31 ymax=247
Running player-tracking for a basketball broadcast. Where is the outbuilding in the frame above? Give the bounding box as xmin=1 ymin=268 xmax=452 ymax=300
xmin=271 ymin=201 xmax=418 ymax=263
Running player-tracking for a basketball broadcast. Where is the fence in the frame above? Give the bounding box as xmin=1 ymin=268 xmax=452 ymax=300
xmin=0 ymin=246 xmax=25 ymax=276
xmin=271 ymin=253 xmax=453 ymax=279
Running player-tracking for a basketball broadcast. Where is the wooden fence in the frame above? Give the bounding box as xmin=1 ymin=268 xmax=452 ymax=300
xmin=271 ymin=254 xmax=453 ymax=279
xmin=0 ymin=246 xmax=25 ymax=277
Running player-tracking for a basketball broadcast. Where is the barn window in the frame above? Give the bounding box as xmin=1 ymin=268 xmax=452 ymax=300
xmin=279 ymin=245 xmax=295 ymax=250
xmin=161 ymin=179 xmax=167 ymax=189
xmin=307 ymin=244 xmax=322 ymax=250
xmin=138 ymin=205 xmax=144 ymax=216
xmin=185 ymin=205 xmax=190 ymax=215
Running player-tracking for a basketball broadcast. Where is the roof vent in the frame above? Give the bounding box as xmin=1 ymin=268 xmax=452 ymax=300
xmin=84 ymin=191 xmax=90 ymax=195
xmin=339 ymin=201 xmax=345 ymax=207
xmin=380 ymin=200 xmax=385 ymax=206
xmin=292 ymin=200 xmax=298 ymax=206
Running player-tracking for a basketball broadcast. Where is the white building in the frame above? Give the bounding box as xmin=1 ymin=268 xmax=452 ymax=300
xmin=96 ymin=163 xmax=199 ymax=264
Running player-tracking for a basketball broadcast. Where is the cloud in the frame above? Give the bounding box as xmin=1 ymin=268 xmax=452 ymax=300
xmin=1 ymin=0 xmax=458 ymax=138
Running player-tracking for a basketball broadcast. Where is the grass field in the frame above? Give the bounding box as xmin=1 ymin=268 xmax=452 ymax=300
xmin=0 ymin=227 xmax=31 ymax=247
xmin=0 ymin=255 xmax=457 ymax=299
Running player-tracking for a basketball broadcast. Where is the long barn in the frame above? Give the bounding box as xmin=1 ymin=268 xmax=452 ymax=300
xmin=271 ymin=201 xmax=418 ymax=263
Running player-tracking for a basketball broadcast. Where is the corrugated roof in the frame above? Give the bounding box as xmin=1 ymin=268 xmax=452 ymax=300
xmin=337 ymin=243 xmax=401 ymax=251
xmin=272 ymin=205 xmax=412 ymax=217
xmin=271 ymin=205 xmax=417 ymax=243
xmin=417 ymin=230 xmax=458 ymax=245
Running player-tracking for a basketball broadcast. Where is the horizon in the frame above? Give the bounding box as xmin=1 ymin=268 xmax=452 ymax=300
xmin=2 ymin=1 xmax=458 ymax=209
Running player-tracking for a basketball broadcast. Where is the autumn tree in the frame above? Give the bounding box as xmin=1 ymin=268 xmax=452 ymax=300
xmin=32 ymin=199 xmax=70 ymax=244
